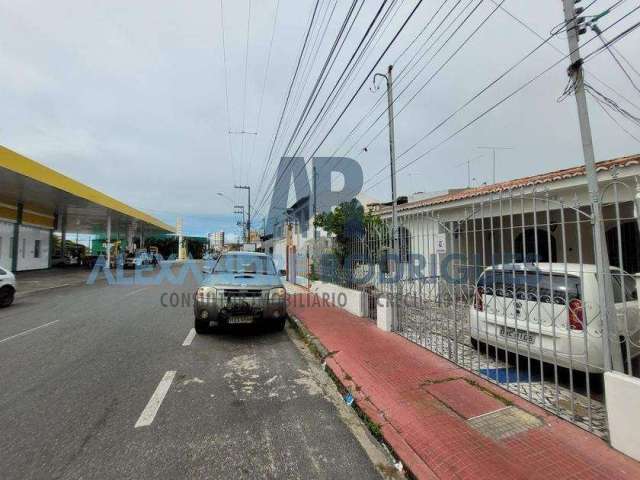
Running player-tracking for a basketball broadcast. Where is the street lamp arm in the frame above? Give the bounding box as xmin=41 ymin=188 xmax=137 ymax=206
xmin=372 ymin=72 xmax=388 ymax=92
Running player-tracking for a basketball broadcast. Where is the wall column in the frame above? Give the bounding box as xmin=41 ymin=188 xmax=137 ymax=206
xmin=49 ymin=212 xmax=58 ymax=268
xmin=105 ymin=214 xmax=112 ymax=269
xmin=60 ymin=211 xmax=67 ymax=260
xmin=10 ymin=203 xmax=23 ymax=273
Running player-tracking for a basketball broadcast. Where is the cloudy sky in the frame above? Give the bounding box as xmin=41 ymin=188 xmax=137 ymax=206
xmin=1 ymin=0 xmax=639 ymax=236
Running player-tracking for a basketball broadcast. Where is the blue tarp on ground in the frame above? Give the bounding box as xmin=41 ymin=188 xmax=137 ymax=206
xmin=479 ymin=367 xmax=540 ymax=384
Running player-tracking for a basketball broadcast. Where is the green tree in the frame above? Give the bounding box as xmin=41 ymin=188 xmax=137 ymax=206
xmin=313 ymin=199 xmax=382 ymax=267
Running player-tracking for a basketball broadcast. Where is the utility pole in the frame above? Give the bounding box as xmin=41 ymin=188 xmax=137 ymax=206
xmin=477 ymin=146 xmax=513 ymax=184
xmin=234 ymin=205 xmax=246 ymax=243
xmin=312 ymin=165 xmax=317 ymax=241
xmin=374 ymin=65 xmax=399 ymax=330
xmin=235 ymin=185 xmax=251 ymax=243
xmin=561 ymin=0 xmax=622 ymax=372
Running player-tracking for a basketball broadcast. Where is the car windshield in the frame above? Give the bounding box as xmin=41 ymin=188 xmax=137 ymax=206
xmin=213 ymin=254 xmax=276 ymax=275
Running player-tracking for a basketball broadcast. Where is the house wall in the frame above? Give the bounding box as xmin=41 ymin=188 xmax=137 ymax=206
xmin=379 ymin=172 xmax=640 ymax=280
xmin=0 ymin=221 xmax=51 ymax=271
xmin=17 ymin=225 xmax=50 ymax=271
xmin=0 ymin=221 xmax=13 ymax=268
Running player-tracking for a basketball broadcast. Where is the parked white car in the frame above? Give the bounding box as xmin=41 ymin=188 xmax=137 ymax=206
xmin=470 ymin=263 xmax=640 ymax=373
xmin=0 ymin=265 xmax=16 ymax=308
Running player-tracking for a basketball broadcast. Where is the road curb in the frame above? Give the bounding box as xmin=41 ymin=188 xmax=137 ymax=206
xmin=288 ymin=313 xmax=438 ymax=480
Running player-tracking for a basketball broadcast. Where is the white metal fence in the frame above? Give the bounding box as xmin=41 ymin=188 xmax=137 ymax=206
xmin=311 ymin=177 xmax=640 ymax=438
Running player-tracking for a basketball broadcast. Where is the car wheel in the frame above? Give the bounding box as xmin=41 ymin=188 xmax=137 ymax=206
xmin=194 ymin=318 xmax=209 ymax=334
xmin=0 ymin=287 xmax=15 ymax=308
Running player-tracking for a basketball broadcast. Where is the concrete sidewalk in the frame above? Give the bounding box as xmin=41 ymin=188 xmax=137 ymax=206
xmin=287 ymin=291 xmax=640 ymax=480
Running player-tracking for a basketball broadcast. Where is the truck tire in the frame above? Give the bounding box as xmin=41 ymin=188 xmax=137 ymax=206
xmin=195 ymin=318 xmax=209 ymax=334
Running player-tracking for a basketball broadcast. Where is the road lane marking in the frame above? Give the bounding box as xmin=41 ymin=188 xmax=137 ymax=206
xmin=15 ymin=284 xmax=72 ymax=297
xmin=182 ymin=328 xmax=196 ymax=346
xmin=124 ymin=287 xmax=149 ymax=298
xmin=0 ymin=320 xmax=60 ymax=344
xmin=135 ymin=370 xmax=176 ymax=428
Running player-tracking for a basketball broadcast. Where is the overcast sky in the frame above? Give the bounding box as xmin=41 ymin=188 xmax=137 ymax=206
xmin=1 ymin=0 xmax=639 ymax=236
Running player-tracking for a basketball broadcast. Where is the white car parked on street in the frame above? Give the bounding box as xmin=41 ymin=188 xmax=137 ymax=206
xmin=0 ymin=265 xmax=16 ymax=308
xmin=470 ymin=263 xmax=640 ymax=373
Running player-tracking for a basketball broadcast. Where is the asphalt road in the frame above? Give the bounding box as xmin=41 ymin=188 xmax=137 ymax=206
xmin=0 ymin=265 xmax=387 ymax=479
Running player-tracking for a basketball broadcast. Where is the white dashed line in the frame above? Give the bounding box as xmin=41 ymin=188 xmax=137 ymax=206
xmin=0 ymin=320 xmax=60 ymax=344
xmin=134 ymin=371 xmax=176 ymax=428
xmin=182 ymin=328 xmax=196 ymax=346
xmin=124 ymin=287 xmax=149 ymax=298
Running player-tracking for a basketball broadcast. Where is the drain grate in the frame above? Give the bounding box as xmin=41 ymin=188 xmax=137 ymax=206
xmin=467 ymin=406 xmax=543 ymax=441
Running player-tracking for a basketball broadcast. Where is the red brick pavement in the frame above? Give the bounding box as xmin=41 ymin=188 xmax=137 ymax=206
xmin=288 ymin=292 xmax=640 ymax=480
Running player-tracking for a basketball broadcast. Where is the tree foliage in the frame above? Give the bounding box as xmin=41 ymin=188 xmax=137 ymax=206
xmin=313 ymin=199 xmax=383 ymax=265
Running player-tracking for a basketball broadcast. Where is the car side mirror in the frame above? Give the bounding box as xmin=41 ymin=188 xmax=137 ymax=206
xmin=279 ymin=269 xmax=286 ymax=276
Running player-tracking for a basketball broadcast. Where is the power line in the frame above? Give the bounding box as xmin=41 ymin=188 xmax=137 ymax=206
xmin=486 ymin=0 xmax=640 ymax=113
xmin=592 ymin=90 xmax=640 ymax=143
xmin=280 ymin=0 xmax=407 ymax=202
xmin=254 ymin=0 xmax=394 ymax=217
xmin=591 ymin=24 xmax=640 ymax=94
xmin=353 ymin=0 xmax=514 ymax=186
xmin=219 ymin=0 xmax=239 ymax=202
xmin=309 ymin=0 xmax=461 ymax=171
xmin=280 ymin=0 xmax=358 ymax=161
xmin=363 ymin=5 xmax=640 ymax=194
xmin=254 ymin=0 xmax=426 ymax=222
xmin=273 ymin=0 xmax=337 ymax=162
xmin=240 ymin=0 xmax=253 ymax=186
xmin=253 ymin=0 xmax=322 ymax=205
xmin=253 ymin=0 xmax=337 ymax=207
xmin=247 ymin=0 xmax=281 ymax=188
xmin=350 ymin=0 xmax=501 ymax=167
xmin=279 ymin=1 xmax=388 ymax=161
xmin=363 ymin=2 xmax=640 ymax=190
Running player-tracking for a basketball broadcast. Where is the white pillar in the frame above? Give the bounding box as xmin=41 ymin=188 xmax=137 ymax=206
xmin=105 ymin=214 xmax=112 ymax=269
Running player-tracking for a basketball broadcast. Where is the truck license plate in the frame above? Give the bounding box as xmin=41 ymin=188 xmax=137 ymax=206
xmin=228 ymin=316 xmax=254 ymax=325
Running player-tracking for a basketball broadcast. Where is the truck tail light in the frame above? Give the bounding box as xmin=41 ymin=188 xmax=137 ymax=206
xmin=568 ymin=298 xmax=584 ymax=331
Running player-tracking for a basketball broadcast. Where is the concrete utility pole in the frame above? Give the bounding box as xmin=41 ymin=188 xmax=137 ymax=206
xmin=374 ymin=65 xmax=399 ymax=329
xmin=234 ymin=205 xmax=246 ymax=243
xmin=234 ymin=185 xmax=251 ymax=242
xmin=561 ymin=0 xmax=622 ymax=372
xmin=477 ymin=146 xmax=513 ymax=184
xmin=312 ymin=165 xmax=317 ymax=241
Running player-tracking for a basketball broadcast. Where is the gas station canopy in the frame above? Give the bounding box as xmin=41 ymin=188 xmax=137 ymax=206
xmin=0 ymin=145 xmax=174 ymax=236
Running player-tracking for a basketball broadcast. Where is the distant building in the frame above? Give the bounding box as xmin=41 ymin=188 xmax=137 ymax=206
xmin=208 ymin=231 xmax=224 ymax=251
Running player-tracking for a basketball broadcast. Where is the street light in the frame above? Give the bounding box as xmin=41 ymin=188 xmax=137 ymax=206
xmin=217 ymin=192 xmax=235 ymax=206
